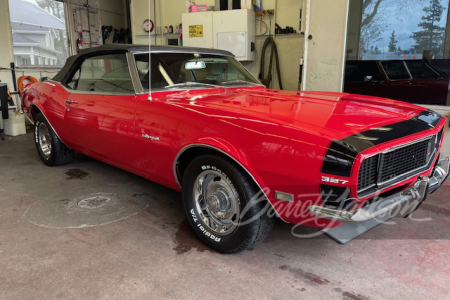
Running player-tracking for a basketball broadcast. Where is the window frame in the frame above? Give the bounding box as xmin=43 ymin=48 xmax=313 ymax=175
xmin=61 ymin=51 xmax=139 ymax=96
xmin=404 ymin=60 xmax=442 ymax=79
xmin=130 ymin=51 xmax=262 ymax=94
xmin=379 ymin=60 xmax=413 ymax=81
xmin=10 ymin=0 xmax=70 ymax=70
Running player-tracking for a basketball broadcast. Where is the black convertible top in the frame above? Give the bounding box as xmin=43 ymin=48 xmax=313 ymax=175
xmin=53 ymin=44 xmax=234 ymax=82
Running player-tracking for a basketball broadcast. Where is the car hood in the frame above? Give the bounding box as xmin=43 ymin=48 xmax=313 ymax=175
xmin=162 ymin=88 xmax=427 ymax=140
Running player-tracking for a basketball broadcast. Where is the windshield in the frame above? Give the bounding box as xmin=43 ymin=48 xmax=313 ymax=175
xmin=134 ymin=53 xmax=262 ymax=91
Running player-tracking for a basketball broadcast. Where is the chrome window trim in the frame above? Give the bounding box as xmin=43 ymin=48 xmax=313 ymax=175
xmin=66 ymin=89 xmax=135 ymax=96
xmin=61 ymin=53 xmax=137 ymax=96
xmin=49 ymin=79 xmax=136 ymax=96
xmin=130 ymin=50 xmax=236 ymax=57
xmin=131 ymin=52 xmax=262 ymax=95
xmin=126 ymin=52 xmax=143 ymax=94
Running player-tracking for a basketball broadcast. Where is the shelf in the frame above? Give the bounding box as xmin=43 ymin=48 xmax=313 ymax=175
xmin=274 ymin=33 xmax=304 ymax=37
xmin=256 ymin=33 xmax=304 ymax=39
xmin=135 ymin=34 xmax=163 ymax=37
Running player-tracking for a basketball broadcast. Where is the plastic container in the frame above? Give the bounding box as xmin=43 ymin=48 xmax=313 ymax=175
xmin=3 ymin=108 xmax=26 ymax=136
xmin=191 ymin=5 xmax=208 ymax=12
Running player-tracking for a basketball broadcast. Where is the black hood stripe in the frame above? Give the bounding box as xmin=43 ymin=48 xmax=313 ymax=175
xmin=322 ymin=110 xmax=443 ymax=177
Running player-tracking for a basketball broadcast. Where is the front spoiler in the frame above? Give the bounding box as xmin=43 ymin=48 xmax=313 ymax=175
xmin=309 ymin=158 xmax=450 ymax=244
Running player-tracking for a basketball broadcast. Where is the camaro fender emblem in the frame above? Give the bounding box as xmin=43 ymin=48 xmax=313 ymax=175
xmin=142 ymin=134 xmax=160 ymax=141
xmin=322 ymin=176 xmax=349 ymax=185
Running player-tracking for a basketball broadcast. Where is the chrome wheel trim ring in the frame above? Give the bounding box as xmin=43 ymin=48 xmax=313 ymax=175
xmin=193 ymin=169 xmax=240 ymax=236
xmin=38 ymin=122 xmax=52 ymax=158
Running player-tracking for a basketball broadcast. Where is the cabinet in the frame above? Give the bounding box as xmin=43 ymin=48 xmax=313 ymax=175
xmin=182 ymin=9 xmax=255 ymax=61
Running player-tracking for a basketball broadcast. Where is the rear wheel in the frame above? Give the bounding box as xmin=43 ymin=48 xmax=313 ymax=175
xmin=182 ymin=155 xmax=275 ymax=253
xmin=34 ymin=113 xmax=74 ymax=166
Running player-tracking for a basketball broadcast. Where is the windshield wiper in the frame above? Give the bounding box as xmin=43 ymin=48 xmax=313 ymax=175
xmin=164 ymin=82 xmax=225 ymax=90
xmin=221 ymin=80 xmax=265 ymax=87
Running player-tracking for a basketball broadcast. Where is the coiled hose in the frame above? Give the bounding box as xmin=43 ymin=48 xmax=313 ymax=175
xmin=18 ymin=75 xmax=39 ymax=95
xmin=259 ymin=36 xmax=283 ymax=89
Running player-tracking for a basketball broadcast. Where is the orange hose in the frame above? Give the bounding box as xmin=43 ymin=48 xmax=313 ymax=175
xmin=18 ymin=75 xmax=39 ymax=95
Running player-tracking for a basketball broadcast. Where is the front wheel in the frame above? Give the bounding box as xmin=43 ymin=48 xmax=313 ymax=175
xmin=182 ymin=155 xmax=275 ymax=253
xmin=34 ymin=113 xmax=74 ymax=166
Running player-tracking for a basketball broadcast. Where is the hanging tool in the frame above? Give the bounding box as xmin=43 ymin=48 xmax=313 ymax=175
xmin=102 ymin=25 xmax=113 ymax=44
xmin=113 ymin=29 xmax=120 ymax=43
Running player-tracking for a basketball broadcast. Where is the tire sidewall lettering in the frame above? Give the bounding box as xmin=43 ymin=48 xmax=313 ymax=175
xmin=196 ymin=223 xmax=221 ymax=242
xmin=34 ymin=120 xmax=40 ymax=144
xmin=189 ymin=205 xmax=222 ymax=243
xmin=188 ymin=165 xmax=232 ymax=243
xmin=183 ymin=157 xmax=258 ymax=251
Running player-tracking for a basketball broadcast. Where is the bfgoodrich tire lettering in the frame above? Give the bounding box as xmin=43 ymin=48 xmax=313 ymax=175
xmin=182 ymin=155 xmax=275 ymax=253
xmin=34 ymin=113 xmax=74 ymax=166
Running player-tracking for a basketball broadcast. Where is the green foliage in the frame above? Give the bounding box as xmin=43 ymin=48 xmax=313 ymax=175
xmin=411 ymin=0 xmax=446 ymax=57
xmin=374 ymin=45 xmax=380 ymax=54
xmin=388 ymin=30 xmax=398 ymax=52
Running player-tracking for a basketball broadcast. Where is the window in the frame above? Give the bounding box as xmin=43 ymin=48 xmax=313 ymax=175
xmin=404 ymin=61 xmax=441 ymax=78
xmin=69 ymin=54 xmax=134 ymax=94
xmin=347 ymin=0 xmax=449 ymax=61
xmin=134 ymin=54 xmax=169 ymax=90
xmin=134 ymin=53 xmax=260 ymax=91
xmin=9 ymin=0 xmax=68 ymax=68
xmin=345 ymin=61 xmax=385 ymax=82
xmin=381 ymin=61 xmax=411 ymax=80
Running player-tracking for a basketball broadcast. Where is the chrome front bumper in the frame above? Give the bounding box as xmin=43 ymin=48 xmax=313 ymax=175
xmin=310 ymin=158 xmax=450 ymax=223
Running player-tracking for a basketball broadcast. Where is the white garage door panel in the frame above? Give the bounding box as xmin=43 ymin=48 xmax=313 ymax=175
xmin=302 ymin=0 xmax=350 ymax=92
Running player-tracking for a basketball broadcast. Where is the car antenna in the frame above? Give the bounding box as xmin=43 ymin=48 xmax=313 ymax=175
xmin=148 ymin=1 xmax=153 ymax=102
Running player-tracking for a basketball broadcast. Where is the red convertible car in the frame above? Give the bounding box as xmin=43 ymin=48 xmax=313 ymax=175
xmin=22 ymin=45 xmax=449 ymax=253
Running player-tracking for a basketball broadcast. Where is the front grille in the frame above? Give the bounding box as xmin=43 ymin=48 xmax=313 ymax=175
xmin=378 ymin=139 xmax=429 ymax=183
xmin=358 ymin=155 xmax=378 ymax=191
xmin=357 ymin=137 xmax=434 ymax=194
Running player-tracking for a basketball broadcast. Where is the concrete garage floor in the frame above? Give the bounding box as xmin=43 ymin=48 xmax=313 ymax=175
xmin=1 ymin=132 xmax=450 ymax=300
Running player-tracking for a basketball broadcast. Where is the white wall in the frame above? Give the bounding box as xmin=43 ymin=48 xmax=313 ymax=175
xmin=67 ymin=0 xmax=128 ymax=54
xmin=1 ymin=0 xmax=128 ymax=75
xmin=0 ymin=0 xmax=15 ymax=89
xmin=245 ymin=0 xmax=304 ymax=91
xmin=129 ymin=0 xmax=304 ymax=91
xmin=131 ymin=0 xmax=164 ymax=45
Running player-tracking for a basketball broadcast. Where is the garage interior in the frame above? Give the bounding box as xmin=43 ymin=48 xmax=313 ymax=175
xmin=1 ymin=0 xmax=450 ymax=299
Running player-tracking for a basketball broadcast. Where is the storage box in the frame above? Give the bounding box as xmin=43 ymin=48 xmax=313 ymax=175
xmin=191 ymin=5 xmax=208 ymax=12
xmin=3 ymin=109 xmax=26 ymax=136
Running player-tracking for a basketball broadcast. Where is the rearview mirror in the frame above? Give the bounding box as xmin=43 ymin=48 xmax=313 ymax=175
xmin=185 ymin=61 xmax=206 ymax=70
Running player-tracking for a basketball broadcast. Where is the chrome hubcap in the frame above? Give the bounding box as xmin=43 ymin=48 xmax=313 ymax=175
xmin=193 ymin=170 xmax=240 ymax=235
xmin=38 ymin=123 xmax=52 ymax=158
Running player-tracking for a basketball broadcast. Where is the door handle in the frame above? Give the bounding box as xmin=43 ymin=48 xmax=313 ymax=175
xmin=65 ymin=100 xmax=78 ymax=105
